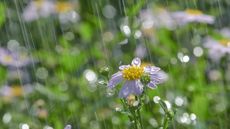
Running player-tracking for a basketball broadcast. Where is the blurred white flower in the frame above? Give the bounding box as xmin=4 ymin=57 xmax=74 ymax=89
xmin=22 ymin=0 xmax=55 ymax=22
xmin=23 ymin=0 xmax=79 ymax=23
xmin=171 ymin=9 xmax=215 ymax=25
xmin=140 ymin=8 xmax=176 ymax=30
xmin=203 ymin=37 xmax=230 ymax=61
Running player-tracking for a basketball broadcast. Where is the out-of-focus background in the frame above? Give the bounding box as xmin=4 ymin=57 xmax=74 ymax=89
xmin=0 ymin=0 xmax=230 ymax=129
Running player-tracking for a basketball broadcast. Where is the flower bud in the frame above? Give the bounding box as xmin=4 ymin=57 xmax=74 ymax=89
xmin=140 ymin=74 xmax=151 ymax=85
xmin=126 ymin=94 xmax=136 ymax=106
xmin=99 ymin=66 xmax=110 ymax=77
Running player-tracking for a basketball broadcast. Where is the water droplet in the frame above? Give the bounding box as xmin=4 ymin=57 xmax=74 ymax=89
xmin=121 ymin=25 xmax=131 ymax=36
xmin=36 ymin=67 xmax=49 ymax=80
xmin=149 ymin=118 xmax=158 ymax=127
xmin=182 ymin=55 xmax=190 ymax=63
xmin=175 ymin=96 xmax=184 ymax=106
xmin=153 ymin=96 xmax=161 ymax=103
xmin=84 ymin=69 xmax=97 ymax=83
xmin=102 ymin=5 xmax=116 ymax=19
xmin=43 ymin=125 xmax=53 ymax=129
xmin=193 ymin=47 xmax=203 ymax=57
xmin=134 ymin=30 xmax=142 ymax=39
xmin=190 ymin=113 xmax=196 ymax=121
xmin=2 ymin=113 xmax=12 ymax=124
xmin=21 ymin=123 xmax=29 ymax=129
xmin=131 ymin=58 xmax=141 ymax=66
xmin=164 ymin=100 xmax=172 ymax=109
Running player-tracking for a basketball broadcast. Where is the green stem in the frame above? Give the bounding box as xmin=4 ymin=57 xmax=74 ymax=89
xmin=163 ymin=117 xmax=169 ymax=129
xmin=137 ymin=108 xmax=144 ymax=129
xmin=131 ymin=109 xmax=138 ymax=129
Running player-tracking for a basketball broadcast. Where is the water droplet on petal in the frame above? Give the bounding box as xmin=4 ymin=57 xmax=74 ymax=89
xmin=131 ymin=58 xmax=141 ymax=66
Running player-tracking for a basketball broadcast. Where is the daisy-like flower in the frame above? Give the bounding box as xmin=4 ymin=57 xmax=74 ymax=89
xmin=55 ymin=2 xmax=74 ymax=13
xmin=220 ymin=28 xmax=230 ymax=38
xmin=108 ymin=58 xmax=165 ymax=98
xmin=55 ymin=1 xmax=80 ymax=24
xmin=171 ymin=9 xmax=215 ymax=25
xmin=0 ymin=47 xmax=31 ymax=67
xmin=140 ymin=8 xmax=176 ymax=31
xmin=0 ymin=84 xmax=33 ymax=101
xmin=22 ymin=0 xmax=55 ymax=22
xmin=203 ymin=37 xmax=230 ymax=61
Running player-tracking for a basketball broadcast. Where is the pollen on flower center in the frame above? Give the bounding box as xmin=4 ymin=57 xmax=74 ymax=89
xmin=219 ymin=39 xmax=230 ymax=47
xmin=55 ymin=2 xmax=73 ymax=13
xmin=122 ymin=66 xmax=144 ymax=80
xmin=35 ymin=0 xmax=44 ymax=8
xmin=185 ymin=9 xmax=203 ymax=15
xmin=4 ymin=56 xmax=13 ymax=63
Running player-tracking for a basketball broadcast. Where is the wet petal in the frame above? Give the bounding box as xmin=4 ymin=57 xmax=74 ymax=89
xmin=135 ymin=80 xmax=144 ymax=94
xmin=108 ymin=72 xmax=123 ymax=88
xmin=119 ymin=65 xmax=130 ymax=70
xmin=147 ymin=81 xmax=157 ymax=89
xmin=119 ymin=80 xmax=143 ymax=98
xmin=144 ymin=66 xmax=161 ymax=74
xmin=131 ymin=57 xmax=141 ymax=66
xmin=149 ymin=71 xmax=168 ymax=84
xmin=64 ymin=125 xmax=71 ymax=129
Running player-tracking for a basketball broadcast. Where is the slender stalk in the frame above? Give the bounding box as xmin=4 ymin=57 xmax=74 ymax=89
xmin=137 ymin=108 xmax=144 ymax=129
xmin=163 ymin=117 xmax=169 ymax=129
xmin=130 ymin=108 xmax=138 ymax=129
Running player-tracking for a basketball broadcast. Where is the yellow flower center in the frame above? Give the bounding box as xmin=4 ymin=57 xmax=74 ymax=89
xmin=219 ymin=39 xmax=230 ymax=47
xmin=55 ymin=2 xmax=73 ymax=13
xmin=35 ymin=0 xmax=44 ymax=8
xmin=4 ymin=55 xmax=13 ymax=63
xmin=185 ymin=9 xmax=203 ymax=15
xmin=122 ymin=66 xmax=144 ymax=80
xmin=11 ymin=86 xmax=23 ymax=97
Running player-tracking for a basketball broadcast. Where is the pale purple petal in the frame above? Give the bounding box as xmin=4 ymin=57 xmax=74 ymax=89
xmin=147 ymin=81 xmax=157 ymax=89
xmin=144 ymin=66 xmax=161 ymax=74
xmin=108 ymin=72 xmax=123 ymax=88
xmin=64 ymin=125 xmax=71 ymax=129
xmin=149 ymin=71 xmax=168 ymax=85
xmin=150 ymin=74 xmax=163 ymax=84
xmin=119 ymin=65 xmax=130 ymax=70
xmin=118 ymin=80 xmax=143 ymax=98
xmin=131 ymin=58 xmax=141 ymax=66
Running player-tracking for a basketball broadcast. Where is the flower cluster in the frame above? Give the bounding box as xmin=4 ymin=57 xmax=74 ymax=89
xmin=171 ymin=9 xmax=215 ymax=25
xmin=0 ymin=47 xmax=31 ymax=67
xmin=108 ymin=58 xmax=166 ymax=98
xmin=204 ymin=37 xmax=230 ymax=61
xmin=22 ymin=0 xmax=78 ymax=22
xmin=139 ymin=8 xmax=215 ymax=32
